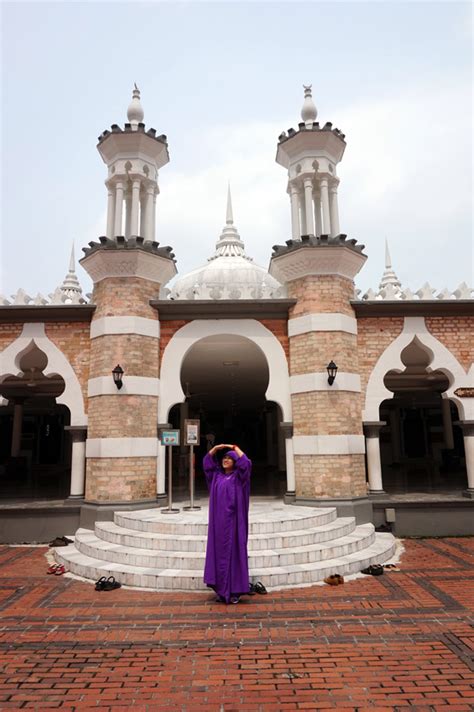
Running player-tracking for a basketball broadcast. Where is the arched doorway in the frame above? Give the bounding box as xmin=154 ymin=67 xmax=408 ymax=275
xmin=0 ymin=345 xmax=71 ymax=499
xmin=167 ymin=334 xmax=287 ymax=496
xmin=378 ymin=340 xmax=467 ymax=493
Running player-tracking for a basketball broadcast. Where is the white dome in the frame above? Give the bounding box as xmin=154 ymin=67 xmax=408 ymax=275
xmin=169 ymin=187 xmax=286 ymax=301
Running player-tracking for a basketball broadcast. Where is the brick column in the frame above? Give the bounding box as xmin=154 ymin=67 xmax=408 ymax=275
xmin=79 ymin=238 xmax=176 ymax=519
xmin=270 ymin=235 xmax=369 ymax=520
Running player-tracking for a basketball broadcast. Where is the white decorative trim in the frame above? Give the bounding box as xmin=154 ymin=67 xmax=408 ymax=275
xmin=90 ymin=316 xmax=160 ymax=339
xmin=86 ymin=437 xmax=158 ymax=458
xmin=288 ymin=313 xmax=357 ymax=337
xmin=293 ymin=434 xmax=365 ymax=455
xmin=363 ymin=316 xmax=474 ymax=421
xmin=88 ymin=376 xmax=160 ymax=397
xmin=0 ymin=323 xmax=87 ymax=425
xmin=290 ymin=372 xmax=361 ymax=393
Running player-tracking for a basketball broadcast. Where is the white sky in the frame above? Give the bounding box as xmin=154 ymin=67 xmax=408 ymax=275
xmin=1 ymin=0 xmax=472 ymax=299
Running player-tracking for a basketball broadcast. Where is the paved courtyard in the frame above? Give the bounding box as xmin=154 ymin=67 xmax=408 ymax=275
xmin=0 ymin=538 xmax=473 ymax=711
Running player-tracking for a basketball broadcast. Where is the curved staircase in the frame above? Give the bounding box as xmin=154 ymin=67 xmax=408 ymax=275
xmin=55 ymin=500 xmax=396 ymax=591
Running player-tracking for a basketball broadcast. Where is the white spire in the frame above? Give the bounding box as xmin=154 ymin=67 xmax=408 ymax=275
xmin=301 ymin=84 xmax=318 ymax=127
xmin=209 ymin=185 xmax=251 ymax=261
xmin=127 ymin=83 xmax=144 ymax=128
xmin=59 ymin=243 xmax=85 ymax=303
xmin=379 ymin=238 xmax=402 ymax=292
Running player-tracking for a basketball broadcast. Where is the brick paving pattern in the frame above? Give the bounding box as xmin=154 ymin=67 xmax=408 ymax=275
xmin=0 ymin=538 xmax=473 ymax=710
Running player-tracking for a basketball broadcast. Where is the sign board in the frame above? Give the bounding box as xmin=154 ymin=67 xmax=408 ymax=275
xmin=454 ymin=388 xmax=474 ymax=398
xmin=184 ymin=419 xmax=200 ymax=446
xmin=160 ymin=430 xmax=180 ymax=446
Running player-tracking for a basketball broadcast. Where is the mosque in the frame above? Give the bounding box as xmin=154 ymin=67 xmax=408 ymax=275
xmin=0 ymin=86 xmax=473 ymax=588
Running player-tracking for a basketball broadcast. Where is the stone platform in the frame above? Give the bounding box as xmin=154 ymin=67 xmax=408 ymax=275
xmin=55 ymin=499 xmax=396 ymax=590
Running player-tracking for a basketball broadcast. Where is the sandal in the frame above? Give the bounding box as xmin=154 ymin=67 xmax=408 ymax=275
xmin=48 ymin=537 xmax=68 ymax=548
xmin=254 ymin=581 xmax=267 ymax=595
xmin=95 ymin=576 xmax=107 ymax=591
xmin=47 ymin=564 xmax=59 ymax=575
xmin=384 ymin=564 xmax=400 ymax=572
xmin=102 ymin=576 xmax=121 ymax=591
xmin=54 ymin=564 xmax=67 ymax=575
xmin=324 ymin=574 xmax=344 ymax=586
xmin=361 ymin=564 xmax=384 ymax=576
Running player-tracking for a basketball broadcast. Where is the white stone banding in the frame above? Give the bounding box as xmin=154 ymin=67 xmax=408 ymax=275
xmin=86 ymin=437 xmax=158 ymax=458
xmin=288 ymin=312 xmax=357 ymax=336
xmin=88 ymin=376 xmax=160 ymax=397
xmin=90 ymin=316 xmax=160 ymax=339
xmin=293 ymin=434 xmax=365 ymax=455
xmin=290 ymin=372 xmax=361 ymax=393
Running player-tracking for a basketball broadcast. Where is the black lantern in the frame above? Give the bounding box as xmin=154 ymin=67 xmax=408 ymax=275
xmin=326 ymin=361 xmax=338 ymax=386
xmin=112 ymin=364 xmax=124 ymax=390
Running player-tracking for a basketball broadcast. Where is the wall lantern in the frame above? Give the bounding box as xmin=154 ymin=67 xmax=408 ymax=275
xmin=112 ymin=364 xmax=124 ymax=390
xmin=326 ymin=361 xmax=338 ymax=386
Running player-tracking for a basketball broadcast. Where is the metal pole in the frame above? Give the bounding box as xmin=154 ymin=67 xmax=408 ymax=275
xmin=184 ymin=444 xmax=201 ymax=511
xmin=161 ymin=445 xmax=180 ymax=513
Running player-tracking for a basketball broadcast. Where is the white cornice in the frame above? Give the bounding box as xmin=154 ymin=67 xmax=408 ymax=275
xmin=81 ymin=249 xmax=177 ymax=285
xmin=269 ymin=246 xmax=366 ymax=283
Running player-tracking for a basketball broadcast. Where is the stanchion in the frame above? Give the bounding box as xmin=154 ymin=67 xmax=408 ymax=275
xmin=184 ymin=445 xmax=201 ymax=511
xmin=161 ymin=444 xmax=180 ymax=514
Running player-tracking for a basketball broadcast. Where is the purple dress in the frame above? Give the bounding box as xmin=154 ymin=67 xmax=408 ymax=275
xmin=203 ymin=451 xmax=252 ymax=603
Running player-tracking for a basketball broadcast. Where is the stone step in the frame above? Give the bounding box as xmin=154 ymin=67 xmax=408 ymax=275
xmin=95 ymin=516 xmax=357 ymax=552
xmin=55 ymin=532 xmax=396 ymax=591
xmin=114 ymin=504 xmax=337 ymax=536
xmin=74 ymin=523 xmax=375 ymax=570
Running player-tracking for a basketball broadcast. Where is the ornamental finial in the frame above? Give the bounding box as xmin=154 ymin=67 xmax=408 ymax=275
xmin=127 ymin=83 xmax=144 ymax=127
xmin=301 ymin=84 xmax=317 ymax=126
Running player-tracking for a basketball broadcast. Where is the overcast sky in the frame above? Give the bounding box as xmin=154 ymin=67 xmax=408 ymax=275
xmin=1 ymin=1 xmax=472 ymax=300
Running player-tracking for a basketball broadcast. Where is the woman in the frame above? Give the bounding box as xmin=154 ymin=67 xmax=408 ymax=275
xmin=203 ymin=443 xmax=252 ymax=604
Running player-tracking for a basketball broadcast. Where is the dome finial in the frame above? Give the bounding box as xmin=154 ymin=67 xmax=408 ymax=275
xmin=226 ymin=183 xmax=234 ymax=225
xmin=385 ymin=238 xmax=392 ymax=269
xmin=301 ymin=84 xmax=317 ymax=127
xmin=127 ymin=83 xmax=144 ymax=128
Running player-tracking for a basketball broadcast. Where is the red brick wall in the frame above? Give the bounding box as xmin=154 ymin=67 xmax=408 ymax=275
xmin=357 ymin=317 xmax=404 ymax=395
xmin=0 ymin=324 xmax=23 ymax=354
xmin=426 ymin=316 xmax=474 ymax=372
xmin=45 ymin=323 xmax=91 ymax=410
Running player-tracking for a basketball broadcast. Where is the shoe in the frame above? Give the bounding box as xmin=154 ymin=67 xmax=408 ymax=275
xmin=324 ymin=574 xmax=344 ymax=586
xmin=214 ymin=596 xmax=226 ymax=603
xmin=49 ymin=537 xmax=68 ymax=547
xmin=95 ymin=576 xmax=107 ymax=591
xmin=47 ymin=564 xmax=59 ymax=575
xmin=254 ymin=581 xmax=267 ymax=595
xmin=361 ymin=564 xmax=384 ymax=576
xmin=248 ymin=583 xmax=257 ymax=595
xmin=102 ymin=576 xmax=121 ymax=591
xmin=230 ymin=596 xmax=240 ymax=604
xmin=54 ymin=564 xmax=67 ymax=575
xmin=62 ymin=536 xmax=74 ymax=544
xmin=384 ymin=564 xmax=400 ymax=572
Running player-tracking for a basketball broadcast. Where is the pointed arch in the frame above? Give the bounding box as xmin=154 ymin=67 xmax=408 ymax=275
xmin=0 ymin=323 xmax=87 ymax=425
xmin=363 ymin=316 xmax=473 ymax=421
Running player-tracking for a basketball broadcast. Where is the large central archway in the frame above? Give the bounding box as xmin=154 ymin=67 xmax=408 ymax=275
xmin=158 ymin=319 xmax=293 ymax=497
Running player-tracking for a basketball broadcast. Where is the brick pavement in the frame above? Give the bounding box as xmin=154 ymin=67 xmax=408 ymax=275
xmin=0 ymin=539 xmax=473 ymax=711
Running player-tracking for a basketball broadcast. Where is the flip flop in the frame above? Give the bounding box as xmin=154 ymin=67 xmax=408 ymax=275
xmin=47 ymin=564 xmax=59 ymax=574
xmin=254 ymin=581 xmax=267 ymax=595
xmin=102 ymin=576 xmax=121 ymax=591
xmin=95 ymin=576 xmax=107 ymax=591
xmin=54 ymin=564 xmax=67 ymax=575
xmin=361 ymin=564 xmax=384 ymax=576
xmin=48 ymin=537 xmax=68 ymax=547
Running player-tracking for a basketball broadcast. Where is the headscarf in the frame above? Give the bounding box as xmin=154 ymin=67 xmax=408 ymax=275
xmin=222 ymin=450 xmax=239 ymax=462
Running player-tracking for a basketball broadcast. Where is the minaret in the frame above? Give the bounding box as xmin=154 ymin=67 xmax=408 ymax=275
xmin=276 ymin=85 xmax=346 ymax=239
xmin=79 ymin=88 xmax=176 ymax=519
xmin=270 ymin=88 xmax=369 ymax=519
xmin=97 ymin=85 xmax=169 ymax=241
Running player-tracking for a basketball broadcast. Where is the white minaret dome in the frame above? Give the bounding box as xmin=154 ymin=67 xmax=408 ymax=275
xmin=127 ymin=83 xmax=144 ymax=127
xmin=169 ymin=187 xmax=286 ymax=300
xmin=301 ymin=84 xmax=317 ymax=126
